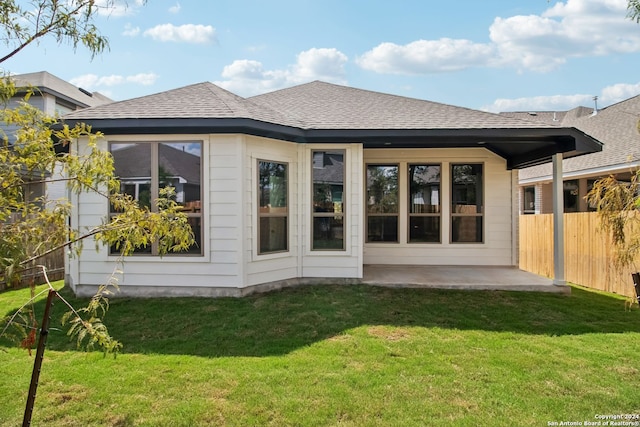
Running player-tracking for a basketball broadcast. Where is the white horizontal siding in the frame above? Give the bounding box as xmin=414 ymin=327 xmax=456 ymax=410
xmin=243 ymin=136 xmax=299 ymax=285
xmin=71 ymin=137 xmax=520 ymax=295
xmin=300 ymin=144 xmax=363 ymax=279
xmin=362 ymin=147 xmax=516 ymax=267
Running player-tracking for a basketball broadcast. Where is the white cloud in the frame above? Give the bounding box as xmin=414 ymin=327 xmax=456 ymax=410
xmin=357 ymin=39 xmax=495 ymax=74
xmin=482 ymin=81 xmax=640 ymax=112
xmin=92 ymin=0 xmax=142 ymax=17
xmin=482 ymin=94 xmax=594 ymax=113
xmin=215 ymin=48 xmax=348 ymax=96
xmin=143 ymin=24 xmax=216 ymax=44
xmin=70 ymin=73 xmax=159 ymax=91
xmin=600 ymin=82 xmax=640 ymax=105
xmin=490 ymin=0 xmax=640 ymax=72
xmin=169 ymin=3 xmax=181 ymax=14
xmin=358 ymin=0 xmax=640 ymax=75
xmin=122 ymin=23 xmax=140 ymax=37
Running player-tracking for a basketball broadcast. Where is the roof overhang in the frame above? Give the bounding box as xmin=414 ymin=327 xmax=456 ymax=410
xmin=61 ymin=117 xmax=603 ymax=170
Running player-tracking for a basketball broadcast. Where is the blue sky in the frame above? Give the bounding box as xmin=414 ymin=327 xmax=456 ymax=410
xmin=4 ymin=0 xmax=640 ymax=112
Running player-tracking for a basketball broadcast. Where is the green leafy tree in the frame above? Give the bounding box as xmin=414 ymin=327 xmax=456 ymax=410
xmin=0 ymin=0 xmax=194 ymax=355
xmin=629 ymin=0 xmax=640 ymax=23
xmin=585 ymin=174 xmax=640 ymax=271
xmin=583 ymin=1 xmax=640 ymax=300
xmin=0 ymin=1 xmax=193 ymax=422
xmin=0 ymin=0 xmax=119 ymax=64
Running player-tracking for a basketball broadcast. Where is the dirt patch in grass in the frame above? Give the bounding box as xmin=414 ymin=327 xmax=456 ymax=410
xmin=367 ymin=326 xmax=412 ymax=341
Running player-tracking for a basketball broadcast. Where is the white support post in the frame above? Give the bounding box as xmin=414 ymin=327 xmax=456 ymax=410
xmin=552 ymin=153 xmax=566 ymax=286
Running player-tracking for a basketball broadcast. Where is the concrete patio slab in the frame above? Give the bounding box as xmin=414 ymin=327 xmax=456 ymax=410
xmin=361 ymin=265 xmax=569 ymax=294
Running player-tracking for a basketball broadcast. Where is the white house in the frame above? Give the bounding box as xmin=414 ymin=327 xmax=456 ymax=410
xmin=62 ymin=81 xmax=601 ymax=297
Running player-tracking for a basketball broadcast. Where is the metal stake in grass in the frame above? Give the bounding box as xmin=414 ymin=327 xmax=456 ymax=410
xmin=22 ymin=288 xmax=57 ymax=427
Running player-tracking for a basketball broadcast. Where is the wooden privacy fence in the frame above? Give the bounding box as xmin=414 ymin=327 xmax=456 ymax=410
xmin=0 ymin=248 xmax=65 ymax=291
xmin=519 ymin=212 xmax=637 ymax=298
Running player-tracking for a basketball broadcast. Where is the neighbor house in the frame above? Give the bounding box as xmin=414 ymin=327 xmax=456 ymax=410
xmin=3 ymin=71 xmax=112 ymax=203
xmin=62 ymin=81 xmax=601 ymax=297
xmin=505 ymin=95 xmax=640 ymax=214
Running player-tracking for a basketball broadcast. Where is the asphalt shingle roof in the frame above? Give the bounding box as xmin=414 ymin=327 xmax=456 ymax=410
xmin=61 ymin=80 xmax=602 ymax=170
xmin=516 ymin=96 xmax=640 ymax=180
xmin=66 ymin=80 xmax=554 ymax=131
xmin=64 ymin=82 xmax=305 ymax=127
xmin=249 ymin=81 xmax=554 ymax=130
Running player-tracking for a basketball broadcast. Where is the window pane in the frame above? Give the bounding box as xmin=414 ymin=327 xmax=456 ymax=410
xmin=312 ymin=150 xmax=345 ymax=251
xmin=259 ymin=161 xmax=288 ymax=214
xmin=159 ymin=142 xmax=202 ymax=209
xmin=409 ymin=217 xmax=440 ymax=243
xmin=523 ymin=186 xmax=535 ymax=214
xmin=260 ymin=217 xmax=288 ymax=253
xmin=367 ymin=165 xmax=398 ymax=213
xmin=111 ymin=143 xmax=152 ymax=209
xmin=110 ymin=141 xmax=204 ymax=256
xmin=313 ymin=150 xmax=345 ymax=214
xmin=452 ymin=164 xmax=483 ymax=214
xmin=259 ymin=160 xmax=288 ymax=254
xmin=452 ymin=216 xmax=483 ymax=243
xmin=409 ymin=165 xmax=440 ymax=213
xmin=313 ymin=216 xmax=344 ymax=250
xmin=563 ymin=180 xmax=579 ymax=212
xmin=368 ymin=216 xmax=398 ymax=242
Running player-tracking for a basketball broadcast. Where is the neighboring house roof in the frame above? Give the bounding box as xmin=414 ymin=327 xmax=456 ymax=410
xmin=11 ymin=71 xmax=112 ymax=109
xmin=112 ymin=143 xmax=201 ymax=185
xmin=62 ymin=80 xmax=602 ymax=170
xmin=514 ymin=95 xmax=640 ymax=182
xmin=313 ymin=151 xmax=344 ymax=184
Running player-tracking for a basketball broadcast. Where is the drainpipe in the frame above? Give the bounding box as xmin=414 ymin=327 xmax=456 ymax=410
xmin=552 ymin=153 xmax=566 ymax=286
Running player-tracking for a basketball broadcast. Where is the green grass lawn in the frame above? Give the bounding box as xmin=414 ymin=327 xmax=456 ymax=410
xmin=1 ymin=282 xmax=639 ymax=426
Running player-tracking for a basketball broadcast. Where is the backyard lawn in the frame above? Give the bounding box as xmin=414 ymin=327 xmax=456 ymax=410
xmin=1 ymin=281 xmax=639 ymax=426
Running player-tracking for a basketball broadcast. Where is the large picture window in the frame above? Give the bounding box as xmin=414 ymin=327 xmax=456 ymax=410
xmin=451 ymin=164 xmax=483 ymax=243
xmin=366 ymin=165 xmax=399 ymax=242
xmin=110 ymin=141 xmax=203 ymax=255
xmin=409 ymin=164 xmax=441 ymax=243
xmin=258 ymin=160 xmax=288 ymax=254
xmin=312 ymin=150 xmax=345 ymax=250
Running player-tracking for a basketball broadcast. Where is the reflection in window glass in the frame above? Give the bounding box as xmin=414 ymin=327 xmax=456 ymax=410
xmin=367 ymin=165 xmax=399 ymax=242
xmin=523 ymin=186 xmax=536 ymax=214
xmin=110 ymin=141 xmax=203 ymax=255
xmin=451 ymin=164 xmax=483 ymax=243
xmin=312 ymin=150 xmax=345 ymax=250
xmin=564 ymin=180 xmax=579 ymax=212
xmin=409 ymin=164 xmax=441 ymax=243
xmin=259 ymin=160 xmax=288 ymax=254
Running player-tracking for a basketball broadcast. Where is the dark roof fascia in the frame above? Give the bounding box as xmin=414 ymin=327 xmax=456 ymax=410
xmin=61 ymin=117 xmax=309 ymax=142
xmin=60 ymin=118 xmax=602 ymax=170
xmin=15 ymin=86 xmax=93 ymax=109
